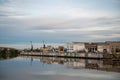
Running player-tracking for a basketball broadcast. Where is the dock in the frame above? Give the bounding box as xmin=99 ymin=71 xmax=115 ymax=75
xmin=20 ymin=52 xmax=113 ymax=59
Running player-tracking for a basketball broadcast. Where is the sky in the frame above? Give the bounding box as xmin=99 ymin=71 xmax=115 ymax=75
xmin=0 ymin=0 xmax=120 ymax=49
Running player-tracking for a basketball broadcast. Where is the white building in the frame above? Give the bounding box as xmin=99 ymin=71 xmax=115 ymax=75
xmin=64 ymin=43 xmax=74 ymax=52
xmin=64 ymin=42 xmax=85 ymax=52
xmin=97 ymin=43 xmax=110 ymax=53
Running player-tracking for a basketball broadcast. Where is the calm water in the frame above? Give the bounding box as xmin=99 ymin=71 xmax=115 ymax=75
xmin=0 ymin=56 xmax=120 ymax=80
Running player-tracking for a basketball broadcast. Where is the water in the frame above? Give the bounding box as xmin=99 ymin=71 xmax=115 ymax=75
xmin=0 ymin=56 xmax=120 ymax=80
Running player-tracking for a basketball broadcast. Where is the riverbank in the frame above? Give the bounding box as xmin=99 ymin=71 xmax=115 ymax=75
xmin=0 ymin=47 xmax=20 ymax=60
xmin=20 ymin=52 xmax=116 ymax=60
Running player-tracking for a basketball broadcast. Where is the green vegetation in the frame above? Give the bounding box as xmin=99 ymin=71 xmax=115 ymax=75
xmin=0 ymin=47 xmax=20 ymax=60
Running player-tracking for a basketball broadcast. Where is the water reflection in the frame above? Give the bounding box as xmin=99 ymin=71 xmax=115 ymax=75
xmin=0 ymin=56 xmax=120 ymax=80
xmin=25 ymin=56 xmax=120 ymax=72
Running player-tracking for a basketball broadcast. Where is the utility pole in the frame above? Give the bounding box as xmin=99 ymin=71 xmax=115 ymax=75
xmin=31 ymin=41 xmax=33 ymax=51
xmin=43 ymin=40 xmax=46 ymax=48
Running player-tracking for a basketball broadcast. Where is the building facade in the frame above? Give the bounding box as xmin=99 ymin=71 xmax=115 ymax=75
xmin=106 ymin=41 xmax=120 ymax=54
xmin=97 ymin=42 xmax=110 ymax=53
xmin=85 ymin=43 xmax=97 ymax=52
xmin=65 ymin=42 xmax=85 ymax=52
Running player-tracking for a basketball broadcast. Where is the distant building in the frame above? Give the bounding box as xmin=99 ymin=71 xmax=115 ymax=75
xmin=64 ymin=43 xmax=73 ymax=52
xmin=97 ymin=42 xmax=110 ymax=53
xmin=91 ymin=41 xmax=120 ymax=54
xmin=65 ymin=41 xmax=120 ymax=54
xmin=85 ymin=43 xmax=97 ymax=52
xmin=65 ymin=42 xmax=85 ymax=52
xmin=40 ymin=45 xmax=64 ymax=53
xmin=58 ymin=46 xmax=64 ymax=53
xmin=106 ymin=41 xmax=120 ymax=54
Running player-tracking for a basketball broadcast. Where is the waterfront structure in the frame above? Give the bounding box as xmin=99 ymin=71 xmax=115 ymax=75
xmin=64 ymin=42 xmax=85 ymax=52
xmin=97 ymin=42 xmax=110 ymax=53
xmin=106 ymin=41 xmax=120 ymax=54
xmin=40 ymin=45 xmax=54 ymax=53
xmin=97 ymin=41 xmax=120 ymax=54
xmin=64 ymin=43 xmax=74 ymax=52
xmin=30 ymin=41 xmax=33 ymax=51
xmin=21 ymin=41 xmax=120 ymax=59
xmin=65 ymin=41 xmax=120 ymax=54
xmin=40 ymin=45 xmax=65 ymax=53
xmin=85 ymin=43 xmax=97 ymax=52
xmin=58 ymin=46 xmax=64 ymax=53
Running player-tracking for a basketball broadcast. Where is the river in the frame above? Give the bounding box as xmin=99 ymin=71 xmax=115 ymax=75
xmin=0 ymin=56 xmax=120 ymax=80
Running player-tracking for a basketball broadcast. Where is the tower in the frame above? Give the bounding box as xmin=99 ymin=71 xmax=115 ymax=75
xmin=43 ymin=40 xmax=46 ymax=48
xmin=31 ymin=41 xmax=33 ymax=51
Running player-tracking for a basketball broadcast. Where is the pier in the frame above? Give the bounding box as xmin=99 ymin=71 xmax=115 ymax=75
xmin=20 ymin=52 xmax=112 ymax=59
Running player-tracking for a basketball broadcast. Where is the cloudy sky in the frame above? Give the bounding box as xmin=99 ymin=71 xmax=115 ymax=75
xmin=0 ymin=0 xmax=120 ymax=48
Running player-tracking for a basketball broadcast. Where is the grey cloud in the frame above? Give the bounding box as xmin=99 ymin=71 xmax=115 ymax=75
xmin=0 ymin=0 xmax=119 ymax=44
xmin=0 ymin=0 xmax=27 ymax=17
xmin=0 ymin=14 xmax=120 ymax=43
xmin=25 ymin=17 xmax=120 ymax=42
xmin=28 ymin=17 xmax=120 ymax=31
xmin=92 ymin=17 xmax=120 ymax=26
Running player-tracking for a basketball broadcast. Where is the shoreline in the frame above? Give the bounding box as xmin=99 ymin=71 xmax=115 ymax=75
xmin=20 ymin=52 xmax=115 ymax=60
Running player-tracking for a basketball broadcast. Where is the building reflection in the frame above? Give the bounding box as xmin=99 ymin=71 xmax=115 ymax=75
xmin=22 ymin=56 xmax=120 ymax=72
xmin=39 ymin=57 xmax=120 ymax=72
xmin=40 ymin=57 xmax=64 ymax=64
